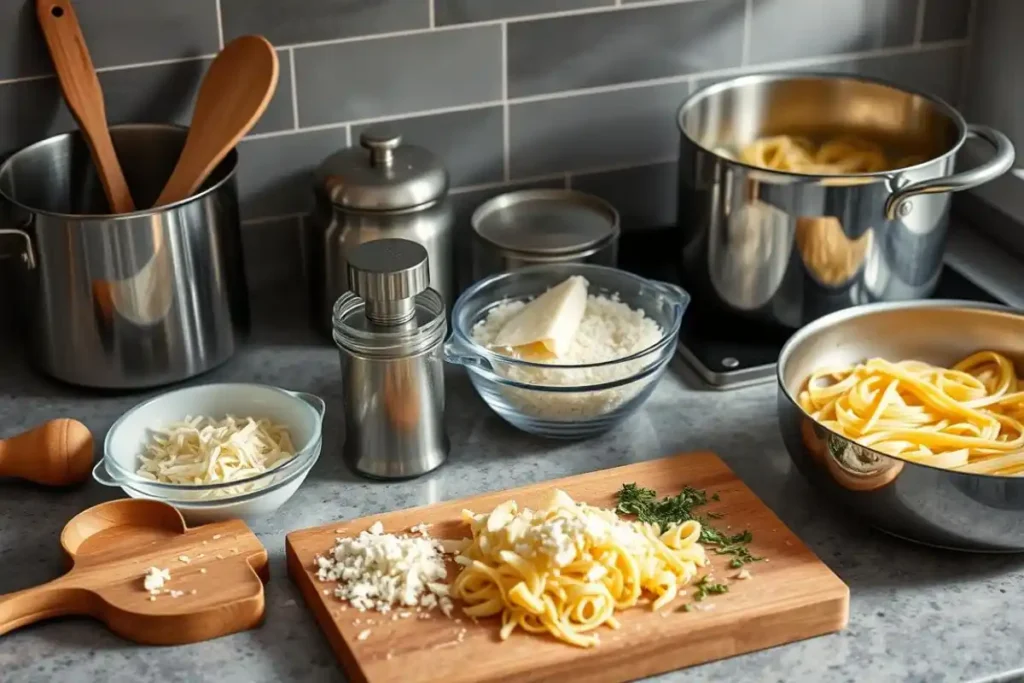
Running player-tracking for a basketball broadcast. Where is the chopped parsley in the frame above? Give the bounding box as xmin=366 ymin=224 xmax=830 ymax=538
xmin=691 ymin=575 xmax=729 ymax=602
xmin=615 ymin=483 xmax=763 ymax=567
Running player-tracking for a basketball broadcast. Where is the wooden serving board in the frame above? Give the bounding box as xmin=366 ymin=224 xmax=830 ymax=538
xmin=0 ymin=499 xmax=269 ymax=645
xmin=286 ymin=452 xmax=849 ymax=683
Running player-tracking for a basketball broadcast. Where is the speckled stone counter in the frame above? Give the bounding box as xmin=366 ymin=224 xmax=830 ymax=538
xmin=2 ymin=228 xmax=1024 ymax=683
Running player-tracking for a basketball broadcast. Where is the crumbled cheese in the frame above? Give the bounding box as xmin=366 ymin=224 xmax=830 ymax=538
xmin=178 ymin=555 xmax=191 ymax=564
xmin=200 ymin=568 xmax=208 ymax=574
xmin=143 ymin=567 xmax=170 ymax=593
xmin=471 ymin=290 xmax=664 ymax=419
xmin=315 ymin=522 xmax=453 ymax=616
xmin=410 ymin=523 xmax=432 ymax=535
xmin=135 ymin=416 xmax=295 ymax=494
xmin=190 ymin=589 xmax=198 ymax=595
xmin=213 ymin=534 xmax=222 ymax=540
xmin=734 ymin=569 xmax=752 ymax=580
xmin=357 ymin=629 xmax=372 ymax=641
xmin=169 ymin=590 xmax=185 ymax=598
xmin=148 ymin=596 xmax=156 ymax=602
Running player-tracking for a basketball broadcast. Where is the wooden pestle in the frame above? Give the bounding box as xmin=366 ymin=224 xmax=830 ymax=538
xmin=0 ymin=419 xmax=94 ymax=486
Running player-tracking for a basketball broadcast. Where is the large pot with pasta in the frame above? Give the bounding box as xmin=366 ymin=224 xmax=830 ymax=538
xmin=777 ymin=300 xmax=1024 ymax=552
xmin=676 ymin=73 xmax=1016 ymax=328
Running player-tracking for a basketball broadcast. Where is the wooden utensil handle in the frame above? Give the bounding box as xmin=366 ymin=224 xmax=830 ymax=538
xmin=35 ymin=0 xmax=135 ymax=213
xmin=0 ymin=578 xmax=89 ymax=636
xmin=0 ymin=419 xmax=94 ymax=486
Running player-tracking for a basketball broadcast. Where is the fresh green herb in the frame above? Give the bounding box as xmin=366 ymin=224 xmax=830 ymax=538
xmin=615 ymin=483 xmax=764 ymax=567
xmin=678 ymin=602 xmax=695 ymax=613
xmin=691 ymin=575 xmax=729 ymax=602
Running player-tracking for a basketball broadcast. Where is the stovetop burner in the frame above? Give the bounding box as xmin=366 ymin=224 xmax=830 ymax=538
xmin=618 ymin=227 xmax=1005 ymax=390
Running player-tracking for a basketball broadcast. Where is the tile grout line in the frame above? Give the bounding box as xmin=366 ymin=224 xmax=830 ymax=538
xmin=345 ymin=124 xmax=352 ymax=147
xmin=288 ymin=48 xmax=300 ymax=129
xmin=428 ymin=0 xmax=435 ymax=28
xmin=501 ymin=22 xmax=511 ymax=183
xmin=237 ymin=39 xmax=968 ymax=144
xmin=957 ymin=0 xmax=980 ymax=110
xmin=564 ymin=173 xmax=572 ymax=189
xmin=214 ymin=0 xmax=225 ymax=49
xmin=741 ymin=0 xmax=752 ymax=66
xmin=913 ymin=0 xmax=927 ymax=45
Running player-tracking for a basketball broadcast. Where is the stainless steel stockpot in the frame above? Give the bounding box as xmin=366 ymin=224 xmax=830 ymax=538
xmin=0 ymin=124 xmax=248 ymax=389
xmin=777 ymin=300 xmax=1024 ymax=552
xmin=676 ymin=73 xmax=1015 ymax=328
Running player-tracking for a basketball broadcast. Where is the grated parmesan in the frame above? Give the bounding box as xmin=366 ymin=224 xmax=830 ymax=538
xmin=471 ymin=291 xmax=664 ymax=419
xmin=135 ymin=415 xmax=296 ymax=496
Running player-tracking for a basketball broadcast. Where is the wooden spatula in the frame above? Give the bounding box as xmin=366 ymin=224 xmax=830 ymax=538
xmin=0 ymin=419 xmax=93 ymax=486
xmin=36 ymin=0 xmax=135 ymax=214
xmin=153 ymin=35 xmax=279 ymax=207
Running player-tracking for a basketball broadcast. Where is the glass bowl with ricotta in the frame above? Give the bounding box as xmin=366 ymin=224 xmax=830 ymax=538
xmin=94 ymin=383 xmax=325 ymax=524
xmin=446 ymin=264 xmax=689 ymax=438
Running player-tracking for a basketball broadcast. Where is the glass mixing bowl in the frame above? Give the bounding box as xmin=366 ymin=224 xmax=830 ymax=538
xmin=445 ymin=264 xmax=689 ymax=439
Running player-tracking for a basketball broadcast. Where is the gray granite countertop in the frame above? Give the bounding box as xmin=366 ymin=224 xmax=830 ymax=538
xmin=2 ymin=227 xmax=1024 ymax=683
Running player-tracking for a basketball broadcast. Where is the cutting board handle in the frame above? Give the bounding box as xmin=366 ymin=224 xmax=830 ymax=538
xmin=0 ymin=576 xmax=89 ymax=636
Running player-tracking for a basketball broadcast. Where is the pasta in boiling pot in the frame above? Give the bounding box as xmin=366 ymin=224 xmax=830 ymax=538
xmin=738 ymin=135 xmax=924 ymax=174
xmin=798 ymin=351 xmax=1024 ymax=476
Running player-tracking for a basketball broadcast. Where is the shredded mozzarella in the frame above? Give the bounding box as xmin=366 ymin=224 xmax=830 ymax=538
xmin=136 ymin=415 xmax=296 ymax=496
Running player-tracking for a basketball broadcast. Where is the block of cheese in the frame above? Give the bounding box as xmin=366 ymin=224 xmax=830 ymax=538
xmin=492 ymin=275 xmax=588 ymax=360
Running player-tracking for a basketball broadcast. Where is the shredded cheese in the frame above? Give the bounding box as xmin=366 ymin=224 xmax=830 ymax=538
xmin=136 ymin=415 xmax=296 ymax=495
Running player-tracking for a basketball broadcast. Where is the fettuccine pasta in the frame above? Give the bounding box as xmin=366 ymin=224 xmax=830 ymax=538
xmin=739 ymin=135 xmax=922 ymax=174
xmin=450 ymin=489 xmax=706 ymax=648
xmin=798 ymin=351 xmax=1024 ymax=475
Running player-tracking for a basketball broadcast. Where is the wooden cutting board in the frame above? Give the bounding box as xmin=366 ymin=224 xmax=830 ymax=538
xmin=0 ymin=499 xmax=268 ymax=645
xmin=286 ymin=452 xmax=849 ymax=683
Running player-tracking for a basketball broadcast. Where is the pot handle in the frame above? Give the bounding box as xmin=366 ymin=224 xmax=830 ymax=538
xmin=884 ymin=124 xmax=1016 ymax=220
xmin=0 ymin=224 xmax=36 ymax=269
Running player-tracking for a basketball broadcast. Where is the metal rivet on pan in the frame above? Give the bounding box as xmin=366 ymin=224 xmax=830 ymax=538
xmin=722 ymin=357 xmax=740 ymax=368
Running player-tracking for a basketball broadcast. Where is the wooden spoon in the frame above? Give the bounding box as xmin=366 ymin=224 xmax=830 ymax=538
xmin=0 ymin=419 xmax=94 ymax=486
xmin=36 ymin=0 xmax=135 ymax=214
xmin=153 ymin=35 xmax=279 ymax=207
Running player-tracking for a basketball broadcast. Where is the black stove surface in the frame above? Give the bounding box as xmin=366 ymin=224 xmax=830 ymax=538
xmin=618 ymin=227 xmax=1004 ymax=388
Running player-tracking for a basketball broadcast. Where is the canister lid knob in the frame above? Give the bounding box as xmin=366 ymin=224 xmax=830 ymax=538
xmin=361 ymin=128 xmax=402 ymax=168
xmin=347 ymin=239 xmax=430 ymax=325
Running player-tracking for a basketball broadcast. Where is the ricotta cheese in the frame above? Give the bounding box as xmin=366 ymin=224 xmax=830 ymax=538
xmin=315 ymin=522 xmax=454 ymax=616
xmin=143 ymin=567 xmax=170 ymax=593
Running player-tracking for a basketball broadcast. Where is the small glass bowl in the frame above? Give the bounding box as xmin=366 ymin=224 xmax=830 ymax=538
xmin=445 ymin=263 xmax=689 ymax=439
xmin=94 ymin=383 xmax=326 ymax=524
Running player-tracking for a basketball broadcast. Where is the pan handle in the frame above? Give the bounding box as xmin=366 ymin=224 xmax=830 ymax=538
xmin=0 ymin=225 xmax=36 ymax=269
xmin=884 ymin=124 xmax=1016 ymax=220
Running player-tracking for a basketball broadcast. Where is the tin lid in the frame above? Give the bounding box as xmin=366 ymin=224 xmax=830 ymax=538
xmin=315 ymin=125 xmax=449 ymax=211
xmin=471 ymin=189 xmax=620 ymax=256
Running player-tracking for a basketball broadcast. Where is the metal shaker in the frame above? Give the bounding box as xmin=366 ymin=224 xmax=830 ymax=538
xmin=309 ymin=125 xmax=454 ymax=336
xmin=332 ymin=238 xmax=448 ymax=479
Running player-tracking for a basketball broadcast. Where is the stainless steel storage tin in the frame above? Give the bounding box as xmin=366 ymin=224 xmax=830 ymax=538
xmin=0 ymin=124 xmax=248 ymax=389
xmin=470 ymin=189 xmax=620 ymax=282
xmin=676 ymin=73 xmax=1015 ymax=328
xmin=309 ymin=128 xmax=454 ymax=335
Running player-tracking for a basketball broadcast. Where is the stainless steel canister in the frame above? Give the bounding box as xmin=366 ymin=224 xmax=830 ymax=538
xmin=332 ymin=239 xmax=448 ymax=480
xmin=309 ymin=126 xmax=453 ymax=335
xmin=0 ymin=124 xmax=248 ymax=389
xmin=676 ymin=72 xmax=1015 ymax=328
xmin=470 ymin=189 xmax=619 ymax=282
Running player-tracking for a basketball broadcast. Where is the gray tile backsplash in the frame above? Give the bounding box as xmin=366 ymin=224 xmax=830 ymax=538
xmin=748 ymin=0 xmax=917 ymax=64
xmin=509 ymin=81 xmax=688 ymax=177
xmin=507 ymin=0 xmax=744 ymax=97
xmin=350 ymin=106 xmax=504 ymax=187
xmin=220 ymin=0 xmax=430 ymax=46
xmin=0 ymin=0 xmax=981 ymax=291
xmin=293 ymin=25 xmax=502 ymax=125
xmin=922 ymin=0 xmax=973 ymax=42
xmin=0 ymin=0 xmax=220 ymax=81
xmin=435 ymin=0 xmax=613 ymax=25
